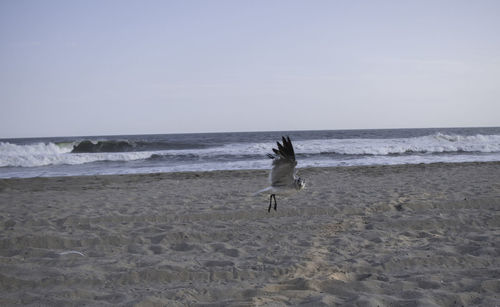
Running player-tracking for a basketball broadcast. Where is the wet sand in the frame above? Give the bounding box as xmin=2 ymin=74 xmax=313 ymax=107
xmin=1 ymin=162 xmax=500 ymax=306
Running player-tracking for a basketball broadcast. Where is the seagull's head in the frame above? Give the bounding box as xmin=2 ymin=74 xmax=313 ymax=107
xmin=295 ymin=177 xmax=306 ymax=190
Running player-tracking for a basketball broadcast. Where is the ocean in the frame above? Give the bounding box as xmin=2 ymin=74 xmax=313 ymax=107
xmin=1 ymin=127 xmax=500 ymax=178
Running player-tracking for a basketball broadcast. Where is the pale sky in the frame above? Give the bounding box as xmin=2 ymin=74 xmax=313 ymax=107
xmin=1 ymin=0 xmax=499 ymax=138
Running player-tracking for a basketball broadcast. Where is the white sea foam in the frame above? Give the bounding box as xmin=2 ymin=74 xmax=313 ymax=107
xmin=293 ymin=133 xmax=500 ymax=156
xmin=1 ymin=133 xmax=499 ymax=176
xmin=0 ymin=142 xmax=152 ymax=167
xmin=161 ymin=133 xmax=500 ymax=157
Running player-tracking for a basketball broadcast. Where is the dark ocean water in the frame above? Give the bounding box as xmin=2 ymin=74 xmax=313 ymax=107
xmin=1 ymin=127 xmax=500 ymax=178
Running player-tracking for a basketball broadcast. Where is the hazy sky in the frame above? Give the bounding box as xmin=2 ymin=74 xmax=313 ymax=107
xmin=1 ymin=0 xmax=499 ymax=138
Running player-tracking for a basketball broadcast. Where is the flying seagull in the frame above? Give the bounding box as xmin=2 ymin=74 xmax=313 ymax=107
xmin=257 ymin=136 xmax=305 ymax=212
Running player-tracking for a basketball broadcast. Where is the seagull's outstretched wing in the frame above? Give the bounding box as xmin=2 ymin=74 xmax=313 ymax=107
xmin=268 ymin=136 xmax=297 ymax=187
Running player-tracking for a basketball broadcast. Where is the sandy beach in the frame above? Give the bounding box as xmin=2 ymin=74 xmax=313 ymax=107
xmin=1 ymin=162 xmax=499 ymax=306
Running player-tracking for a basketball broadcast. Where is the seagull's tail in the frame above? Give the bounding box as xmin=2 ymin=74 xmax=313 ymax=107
xmin=253 ymin=187 xmax=272 ymax=196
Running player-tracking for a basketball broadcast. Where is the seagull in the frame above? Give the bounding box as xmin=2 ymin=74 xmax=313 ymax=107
xmin=257 ymin=136 xmax=306 ymax=212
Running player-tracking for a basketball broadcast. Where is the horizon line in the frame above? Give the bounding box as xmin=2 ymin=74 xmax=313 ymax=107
xmin=1 ymin=125 xmax=499 ymax=140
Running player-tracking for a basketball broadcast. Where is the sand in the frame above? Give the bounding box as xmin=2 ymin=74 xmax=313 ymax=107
xmin=1 ymin=162 xmax=499 ymax=306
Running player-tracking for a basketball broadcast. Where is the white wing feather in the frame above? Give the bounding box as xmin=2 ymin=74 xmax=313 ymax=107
xmin=270 ymin=158 xmax=297 ymax=187
xmin=268 ymin=136 xmax=297 ymax=187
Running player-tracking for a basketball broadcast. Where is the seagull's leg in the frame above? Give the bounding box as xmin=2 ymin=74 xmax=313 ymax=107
xmin=268 ymin=194 xmax=273 ymax=212
xmin=273 ymin=194 xmax=277 ymax=211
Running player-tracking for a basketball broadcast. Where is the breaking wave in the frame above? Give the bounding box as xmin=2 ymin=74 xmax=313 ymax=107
xmin=1 ymin=133 xmax=499 ymax=169
xmin=70 ymin=139 xmax=210 ymax=153
xmin=293 ymin=133 xmax=500 ymax=156
xmin=0 ymin=142 xmax=152 ymax=168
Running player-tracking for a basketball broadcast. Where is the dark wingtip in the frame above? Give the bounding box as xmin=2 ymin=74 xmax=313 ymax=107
xmin=277 ymin=141 xmax=284 ymax=153
xmin=269 ymin=135 xmax=296 ymax=161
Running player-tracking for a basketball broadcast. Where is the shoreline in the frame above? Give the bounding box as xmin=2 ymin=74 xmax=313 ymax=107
xmin=1 ymin=161 xmax=499 ymax=305
xmin=2 ymin=160 xmax=500 ymax=183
